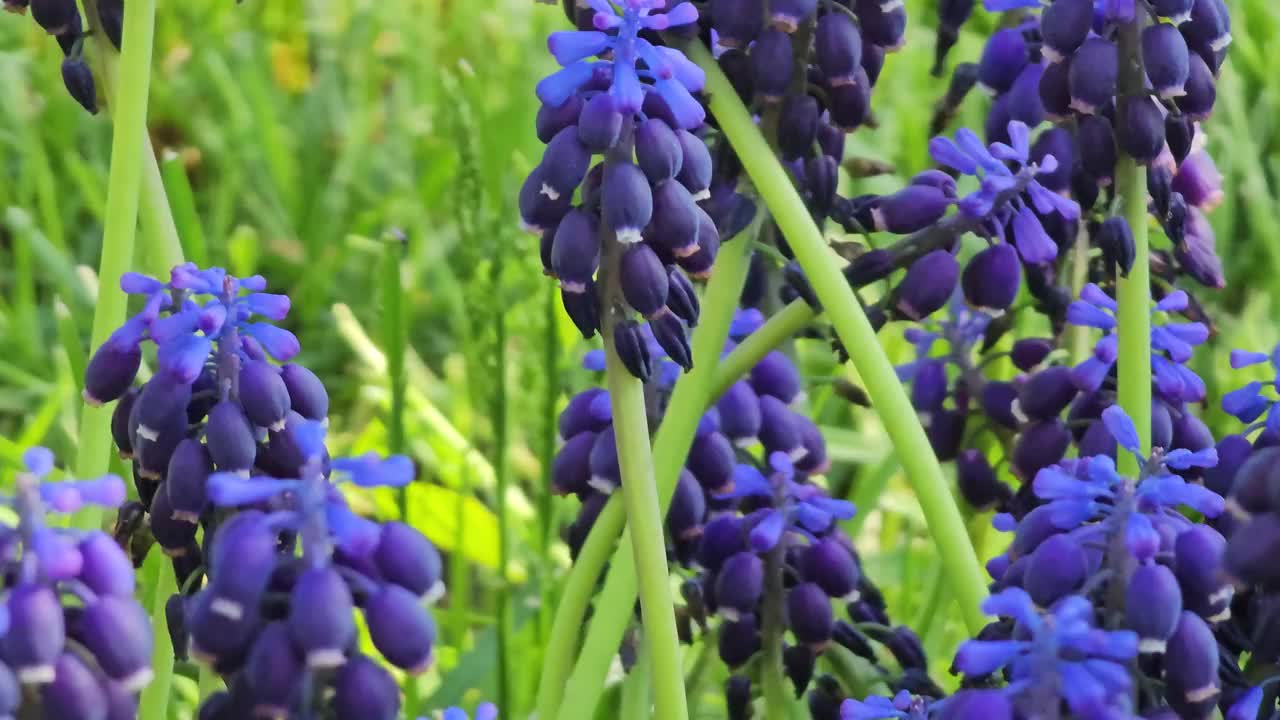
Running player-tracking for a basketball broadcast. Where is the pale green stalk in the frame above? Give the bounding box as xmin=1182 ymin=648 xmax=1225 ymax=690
xmin=686 ymin=41 xmax=988 ymax=634
xmin=710 ymin=300 xmax=815 ymax=400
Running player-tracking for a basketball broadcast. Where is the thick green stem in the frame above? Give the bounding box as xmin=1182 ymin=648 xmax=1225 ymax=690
xmin=603 ymin=344 xmax=688 ymax=720
xmin=710 ymin=300 xmax=815 ymax=400
xmin=72 ymin=0 xmax=158 ymax=530
xmin=1115 ymin=17 xmax=1151 ymax=472
xmin=620 ymin=640 xmax=652 ymax=720
xmin=687 ymin=42 xmax=988 ymax=634
xmin=546 ymin=227 xmax=754 ymax=720
xmin=760 ymin=543 xmax=791 ymax=717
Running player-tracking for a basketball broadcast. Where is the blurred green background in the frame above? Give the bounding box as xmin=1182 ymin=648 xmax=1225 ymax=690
xmin=0 ymin=0 xmax=1278 ymax=717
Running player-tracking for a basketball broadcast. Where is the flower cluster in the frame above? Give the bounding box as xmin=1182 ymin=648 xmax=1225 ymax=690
xmin=184 ymin=420 xmax=441 ymax=720
xmin=3 ymin=0 xmax=123 ymax=113
xmin=522 ymin=0 xmax=714 ymax=378
xmin=84 ymin=265 xmax=325 ymax=580
xmin=0 ymin=448 xmax=150 ymax=718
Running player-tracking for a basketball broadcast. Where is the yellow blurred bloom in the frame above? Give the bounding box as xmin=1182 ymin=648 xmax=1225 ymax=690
xmin=270 ymin=40 xmax=312 ymax=93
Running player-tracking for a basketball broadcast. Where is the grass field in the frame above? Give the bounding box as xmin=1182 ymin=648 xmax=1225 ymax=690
xmin=1 ymin=0 xmax=1278 ymax=717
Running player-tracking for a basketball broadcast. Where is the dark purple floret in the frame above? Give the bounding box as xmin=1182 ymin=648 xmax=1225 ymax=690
xmin=719 ymin=614 xmax=762 ymax=668
xmin=717 ymin=381 xmax=762 ymax=446
xmin=1016 ymin=366 xmax=1078 ymax=422
xmin=1023 ymin=533 xmax=1086 ymax=607
xmin=4 ymin=584 xmax=65 ymax=683
xmin=31 ymin=0 xmax=79 ymax=34
xmin=1126 ymin=562 xmax=1183 ymax=653
xmin=757 ymin=395 xmax=805 ymax=460
xmin=925 ymin=409 xmax=966 ymax=462
xmin=541 ymin=126 xmax=592 ymax=199
xmin=552 ymin=208 xmax=601 ymax=293
xmin=1078 ymin=114 xmax=1118 ymax=184
xmin=1154 ymin=0 xmax=1195 ymax=23
xmin=577 ymin=93 xmax=623 ymax=153
xmin=365 ymin=584 xmax=436 ymax=671
xmin=1117 ymin=95 xmax=1166 ymax=165
xmin=885 ymin=626 xmax=927 ymax=671
xmin=676 ymin=130 xmax=713 ymax=201
xmin=77 ymin=596 xmax=154 ymax=690
xmin=110 ymin=389 xmax=138 ymax=457
xmin=41 ymin=653 xmax=106 ymax=720
xmin=648 ymin=180 xmax=701 ymax=259
xmin=750 ymin=351 xmax=801 ymax=404
xmin=332 ymin=654 xmax=401 ymax=720
xmin=165 ymin=438 xmax=212 ymax=523
xmin=280 ymin=364 xmax=329 ymax=421
xmin=620 ymin=244 xmax=669 ymax=319
xmin=519 ymin=165 xmax=573 ymax=234
xmin=711 ymin=0 xmax=764 ymax=48
xmin=1182 ymin=0 xmax=1232 ymax=60
xmin=956 ymin=449 xmax=1008 ymax=510
xmin=134 ymin=375 xmax=193 ymax=440
xmin=1175 ymin=524 xmax=1232 ymax=621
xmin=1068 ymin=37 xmax=1118 ymax=114
xmin=802 ymin=538 xmax=860 ymax=600
xmin=1006 ymin=63 xmax=1045 ymax=126
xmin=635 ymin=119 xmax=684 ymax=185
xmin=1175 ymin=51 xmax=1217 ymax=120
xmin=374 ymin=521 xmax=442 ymax=599
xmin=962 ymin=242 xmax=1021 ymax=312
xmin=910 ymin=169 xmax=958 ymax=198
xmin=894 ymin=251 xmax=959 ymax=321
xmin=78 ymin=531 xmax=135 ymax=597
xmin=1041 ymin=0 xmax=1093 ymax=62
xmin=787 ymin=582 xmax=835 ymax=647
xmin=149 ymin=489 xmax=198 ymax=552
xmin=667 ymin=470 xmax=707 ymax=541
xmin=770 ymin=0 xmax=816 ymax=32
xmin=84 ymin=331 xmax=142 ymax=406
xmin=716 ymin=551 xmax=765 ymax=621
xmin=827 ymin=75 xmax=871 ymax=132
xmin=1144 ymin=23 xmax=1192 ymax=98
xmin=1078 ymin=420 xmax=1118 ymax=460
xmin=982 ymin=381 xmax=1020 ymax=429
xmin=558 ymin=387 xmax=611 ymax=438
xmin=602 ymin=161 xmax=653 ymax=244
xmin=815 ymin=11 xmax=863 ymax=87
xmin=588 ymin=426 xmax=621 ymax=493
xmin=536 ymin=95 xmax=584 ymax=144
xmin=751 ymin=28 xmax=794 ymax=101
xmin=1038 ymin=57 xmax=1072 ymax=119
xmin=238 ymin=361 xmax=291 ymax=432
xmin=1011 ymin=338 xmax=1053 ymax=372
xmin=687 ymin=430 xmax=736 ymax=493
xmin=726 ymin=675 xmax=752 ymax=720
xmin=613 ymin=319 xmax=654 ymax=382
xmin=288 ymin=566 xmax=356 ymax=669
xmin=910 ymin=360 xmax=947 ymax=413
xmin=1176 ymin=207 xmax=1225 ymax=289
xmin=666 ymin=268 xmax=700 ymax=327
xmin=1165 ymin=611 xmax=1221 ymax=714
xmin=977 ymin=28 xmax=1028 ymax=94
xmin=677 ymin=207 xmax=720 ymax=279
xmin=698 ymin=515 xmax=744 ymax=572
xmin=855 ymin=0 xmax=906 ymax=50
xmin=244 ymin=622 xmax=304 ymax=716
xmin=1203 ymin=434 xmax=1250 ymax=497
xmin=651 ymin=311 xmax=693 ymax=370
xmin=871 ymin=186 xmax=952 ymax=234
xmin=1012 ymin=418 xmax=1071 ymax=480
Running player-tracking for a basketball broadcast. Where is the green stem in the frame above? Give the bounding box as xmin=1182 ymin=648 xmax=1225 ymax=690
xmin=492 ymin=257 xmax=513 ymax=717
xmin=709 ymin=300 xmax=815 ymax=400
xmin=1115 ymin=17 xmax=1152 ymax=472
xmin=139 ymin=136 xmax=186 ymax=274
xmin=1068 ymin=223 xmax=1093 ymax=364
xmin=72 ymin=0 xmax=158 ymax=531
xmin=546 ymin=225 xmax=754 ymax=720
xmin=381 ymin=236 xmax=408 ymax=495
xmin=539 ymin=282 xmax=562 ymax=555
xmin=620 ymin=640 xmax=652 ymax=720
xmin=760 ymin=543 xmax=790 ymax=717
xmin=602 ymin=342 xmax=688 ymax=720
xmin=159 ymin=149 xmax=209 ymax=267
xmin=137 ymin=549 xmax=176 ymax=720
xmin=687 ymin=41 xmax=988 ymax=634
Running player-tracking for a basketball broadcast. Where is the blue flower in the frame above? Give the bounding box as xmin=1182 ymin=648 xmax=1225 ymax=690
xmin=929 ymin=121 xmax=1080 ymax=264
xmin=895 ymin=291 xmax=993 ymax=384
xmin=716 ymin=452 xmax=855 ymax=552
xmin=840 ymin=690 xmax=928 ymax=720
xmin=953 ymin=588 xmax=1138 ymax=718
xmin=434 ymin=703 xmax=498 ymax=720
xmin=538 ymin=0 xmax=705 ymax=129
xmin=1067 ymin=284 xmax=1209 ymax=403
xmin=1222 ymin=342 xmax=1280 ymax=433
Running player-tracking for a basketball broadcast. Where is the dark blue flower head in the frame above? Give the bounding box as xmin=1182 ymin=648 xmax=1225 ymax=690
xmin=929 ymin=121 xmax=1080 ymax=265
xmin=716 ymin=452 xmax=855 ymax=552
xmin=1067 ymin=284 xmax=1209 ymax=404
xmin=953 ymin=588 xmax=1138 ymax=718
xmin=840 ymin=689 xmax=929 ymax=720
xmin=539 ymin=1 xmax=705 ymax=129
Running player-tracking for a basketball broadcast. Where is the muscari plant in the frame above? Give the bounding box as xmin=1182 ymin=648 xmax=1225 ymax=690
xmin=8 ymin=0 xmax=1273 ymax=717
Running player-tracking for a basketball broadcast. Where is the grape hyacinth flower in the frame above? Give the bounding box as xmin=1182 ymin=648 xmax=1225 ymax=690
xmin=184 ymin=420 xmax=441 ymax=719
xmin=1068 ymin=284 xmax=1209 ymax=405
xmin=2 ymin=0 xmax=112 ymax=113
xmin=525 ymin=0 xmax=720 ymax=375
xmin=0 ymin=448 xmax=150 ymax=716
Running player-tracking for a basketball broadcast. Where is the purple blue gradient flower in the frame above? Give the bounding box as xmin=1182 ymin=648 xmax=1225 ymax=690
xmin=1222 ymin=342 xmax=1280 ymax=433
xmin=716 ymin=452 xmax=855 ymax=552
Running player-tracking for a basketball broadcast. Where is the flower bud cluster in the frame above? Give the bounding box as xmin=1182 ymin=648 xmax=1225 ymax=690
xmin=523 ymin=0 xmax=717 ymax=378
xmin=3 ymin=0 xmax=124 ymax=113
xmin=0 ymin=448 xmax=149 ymax=719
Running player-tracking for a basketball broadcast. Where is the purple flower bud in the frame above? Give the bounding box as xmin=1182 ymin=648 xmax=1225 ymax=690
xmin=589 ymin=425 xmax=620 ymax=493
xmin=553 ymin=432 xmax=596 ymax=497
xmin=1068 ymin=37 xmax=1118 ymax=114
xmin=1175 ymin=206 xmax=1225 ymax=289
xmin=787 ymin=582 xmax=834 ymax=648
xmin=1042 ymin=0 xmax=1094 ymax=62
xmin=149 ymin=488 xmax=198 ymax=553
xmin=1010 ymin=506 xmax=1062 ymax=560
xmin=562 ymin=281 xmax=601 ymax=339
xmin=1010 ymin=338 xmax=1053 ymax=373
xmin=163 ymin=438 xmax=211 ymax=523
xmin=332 ymin=654 xmax=401 ymax=720
xmin=614 ymin=320 xmax=654 ymax=382
xmin=41 ymin=653 xmax=106 ymax=720
xmin=710 ymin=0 xmax=764 ymax=48
xmin=1034 ymin=57 xmax=1072 ymax=122
xmin=855 ymin=0 xmax=906 ymax=50
xmin=537 ymin=96 xmax=584 ymax=144
xmin=815 ymin=11 xmax=863 ymax=86
xmin=634 ymin=119 xmax=683 ymax=186
xmin=205 ymin=512 xmax=278 ymax=620
xmin=1126 ymin=563 xmax=1183 ymax=653
xmin=716 ymin=551 xmax=764 ymax=621
xmin=373 ymin=521 xmax=443 ymax=601
xmin=280 ymin=364 xmax=328 ymax=421
xmin=978 ymin=28 xmax=1028 ymax=94
xmin=793 ymin=415 xmax=829 ymax=474
xmin=911 ymin=360 xmax=948 ymax=413
xmin=518 ymin=165 xmax=572 ymax=233
xmin=1078 ymin=114 xmax=1117 ymax=184
xmin=1176 ymin=524 xmax=1232 ymax=621
xmin=802 ymin=538 xmax=860 ymax=600
xmin=1016 ymin=367 xmax=1079 ymax=423
xmin=981 ymin=381 xmax=1020 ymax=429
xmin=1144 ymin=24 xmax=1192 ymax=99
xmin=1204 ymin=434 xmax=1250 ymax=498
xmin=894 ymin=251 xmax=959 ymax=321
xmin=926 ymin=409 xmax=966 ymax=462
xmin=666 ymin=268 xmax=701 ymax=327
xmin=805 ymin=155 xmax=839 ymax=216
xmin=963 ymin=243 xmax=1021 ymax=312
xmin=78 ymin=531 xmax=134 ymax=597
xmin=552 ymin=208 xmax=601 ymax=293
xmin=1183 ymin=0 xmax=1231 ymax=59
xmin=758 ymin=395 xmax=805 ymax=460
xmin=1116 ymin=95 xmax=1166 ymax=165
xmin=243 ymin=622 xmax=304 ymax=716
xmin=164 ymin=594 xmax=188 ymax=662
xmin=910 ymin=169 xmax=958 ymax=198
xmin=675 ymin=130 xmax=713 ymax=201
xmin=777 ymin=96 xmax=820 ymax=162
xmin=110 ymin=388 xmax=138 ymax=458
xmin=202 ymin=401 xmax=255 ymax=475
xmin=667 ymin=470 xmax=707 ymax=541
xmin=651 ymin=311 xmax=693 ymax=371
xmin=647 ymin=179 xmax=700 ymax=258
xmin=872 ymin=186 xmax=952 ymax=234
xmin=77 ymin=596 xmax=153 ymax=690
xmin=1007 ymin=63 xmax=1045 ymax=126
xmin=619 ymin=244 xmax=669 ymax=319
xmin=771 ymin=0 xmax=816 ymax=32
xmin=1012 ymin=419 xmax=1071 ymax=480
xmin=718 ymin=614 xmax=762 ymax=667
xmin=1078 ymin=420 xmax=1118 ymax=460
xmin=577 ymin=93 xmax=623 ymax=153
xmin=687 ymin=431 xmax=736 ymax=493
xmin=726 ymin=675 xmax=752 ymax=720
xmin=828 ymin=75 xmax=871 ymax=131
xmin=1165 ymin=611 xmax=1221 ymax=713
xmin=238 ymin=361 xmax=290 ymax=432
xmin=957 ymin=449 xmax=1007 ymax=509
xmin=366 ymin=584 xmax=436 ymax=671
xmin=288 ymin=566 xmax=356 ymax=668
xmin=84 ymin=336 xmax=142 ymax=407
xmin=677 ymin=207 xmax=720 ymax=279
xmin=558 ymin=387 xmax=611 ymax=438
xmin=885 ymin=626 xmax=927 ymax=670
xmin=698 ymin=515 xmax=744 ymax=572
xmin=1172 ymin=150 xmax=1224 ymax=211
xmin=843 ymin=247 xmax=894 ymax=286
xmin=751 ymin=28 xmax=793 ymax=101
xmin=5 ymin=585 xmax=65 ymax=683
xmin=1154 ymin=0 xmax=1194 ymax=23
xmin=187 ymin=591 xmax=256 ymax=667
xmin=1024 ymin=533 xmax=1087 ymax=607
xmin=750 ymin=352 xmax=801 ymax=405
xmin=716 ymin=382 xmax=762 ymax=446
xmin=1096 ymin=216 xmax=1137 ymax=278
xmin=1175 ymin=52 xmax=1216 ymax=120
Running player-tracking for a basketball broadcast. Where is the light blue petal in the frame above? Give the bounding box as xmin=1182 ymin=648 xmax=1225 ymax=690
xmin=1101 ymin=406 xmax=1141 ymax=454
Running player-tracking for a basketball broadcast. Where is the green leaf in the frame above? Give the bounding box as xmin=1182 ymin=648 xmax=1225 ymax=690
xmin=409 ymin=483 xmax=500 ymax=570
